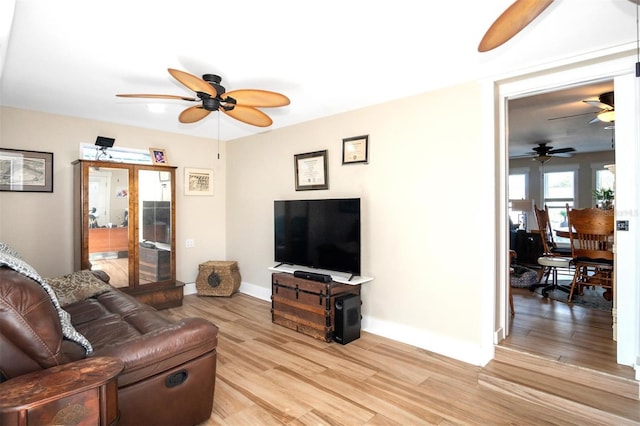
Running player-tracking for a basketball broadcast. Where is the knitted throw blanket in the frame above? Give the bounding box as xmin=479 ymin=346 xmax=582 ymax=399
xmin=0 ymin=242 xmax=93 ymax=354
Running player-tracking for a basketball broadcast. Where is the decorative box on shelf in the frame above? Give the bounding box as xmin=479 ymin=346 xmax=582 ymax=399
xmin=196 ymin=261 xmax=241 ymax=296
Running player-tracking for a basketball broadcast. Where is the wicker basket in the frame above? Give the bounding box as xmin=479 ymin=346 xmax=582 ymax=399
xmin=196 ymin=261 xmax=241 ymax=296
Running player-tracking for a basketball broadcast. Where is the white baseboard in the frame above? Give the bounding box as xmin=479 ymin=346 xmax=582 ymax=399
xmin=238 ymin=281 xmax=271 ymax=301
xmin=183 ymin=282 xmax=197 ymax=295
xmin=185 ymin=280 xmax=490 ymax=367
xmin=363 ymin=316 xmax=490 ymax=366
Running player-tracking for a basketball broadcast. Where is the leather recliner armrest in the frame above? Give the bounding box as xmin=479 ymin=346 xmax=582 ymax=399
xmin=91 ymin=317 xmax=218 ymax=386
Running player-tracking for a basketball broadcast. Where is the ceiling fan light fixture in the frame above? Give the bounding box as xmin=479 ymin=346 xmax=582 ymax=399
xmin=533 ymin=154 xmax=552 ymax=164
xmin=597 ymin=110 xmax=615 ymax=122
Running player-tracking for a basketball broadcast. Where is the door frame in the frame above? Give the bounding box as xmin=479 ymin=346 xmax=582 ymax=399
xmin=493 ymin=50 xmax=640 ymax=371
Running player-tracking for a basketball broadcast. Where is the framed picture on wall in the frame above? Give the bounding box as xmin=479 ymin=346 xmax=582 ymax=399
xmin=0 ymin=148 xmax=54 ymax=193
xmin=294 ymin=150 xmax=328 ymax=191
xmin=185 ymin=167 xmax=214 ymax=196
xmin=342 ymin=135 xmax=369 ymax=164
xmin=150 ymin=148 xmax=168 ymax=165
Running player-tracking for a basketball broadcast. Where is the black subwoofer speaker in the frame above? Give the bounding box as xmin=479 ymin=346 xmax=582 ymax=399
xmin=334 ymin=294 xmax=361 ymax=344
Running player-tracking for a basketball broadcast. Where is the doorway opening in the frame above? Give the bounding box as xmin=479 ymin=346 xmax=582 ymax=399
xmin=503 ymin=79 xmax=622 ymax=375
xmin=494 ymin=54 xmax=640 ymax=380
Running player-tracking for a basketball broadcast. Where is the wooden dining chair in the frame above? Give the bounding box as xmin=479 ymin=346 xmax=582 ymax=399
xmin=566 ymin=205 xmax=615 ymax=303
xmin=529 ymin=204 xmax=573 ymax=297
xmin=536 ymin=205 xmax=572 ymax=257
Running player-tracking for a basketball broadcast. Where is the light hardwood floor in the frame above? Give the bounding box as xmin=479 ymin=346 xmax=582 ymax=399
xmin=505 ymin=287 xmax=635 ymax=379
xmin=162 ymin=290 xmax=638 ymax=425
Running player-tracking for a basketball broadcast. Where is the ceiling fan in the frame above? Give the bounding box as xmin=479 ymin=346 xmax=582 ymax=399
xmin=583 ymin=91 xmax=615 ymax=124
xmin=479 ymin=0 xmax=640 ymax=52
xmin=117 ymin=69 xmax=290 ymax=127
xmin=513 ymin=142 xmax=576 ymax=163
xmin=548 ymin=91 xmax=615 ymax=125
xmin=478 ymin=0 xmax=554 ymax=52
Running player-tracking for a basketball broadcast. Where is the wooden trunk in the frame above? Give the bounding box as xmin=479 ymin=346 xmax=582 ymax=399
xmin=139 ymin=246 xmax=171 ymax=282
xmin=271 ymin=272 xmax=360 ymax=342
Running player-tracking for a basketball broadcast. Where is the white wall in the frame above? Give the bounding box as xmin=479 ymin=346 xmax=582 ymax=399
xmin=226 ymin=81 xmax=495 ymax=365
xmin=0 ymin=106 xmax=226 ymax=282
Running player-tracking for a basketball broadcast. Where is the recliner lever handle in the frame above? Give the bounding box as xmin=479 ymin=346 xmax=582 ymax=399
xmin=165 ymin=370 xmax=188 ymax=388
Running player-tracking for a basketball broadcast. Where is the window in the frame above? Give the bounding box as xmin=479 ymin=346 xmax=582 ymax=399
xmin=595 ymin=168 xmax=614 ymax=192
xmin=544 ymin=171 xmax=575 ymax=238
xmin=508 ymin=173 xmax=527 ymax=228
xmin=80 ymin=144 xmax=152 ymax=164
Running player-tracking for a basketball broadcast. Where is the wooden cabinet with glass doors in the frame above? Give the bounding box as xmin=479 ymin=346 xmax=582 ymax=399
xmin=72 ymin=160 xmax=183 ymax=309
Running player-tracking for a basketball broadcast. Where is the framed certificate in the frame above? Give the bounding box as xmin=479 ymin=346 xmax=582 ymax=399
xmin=294 ymin=150 xmax=328 ymax=191
xmin=342 ymin=135 xmax=369 ymax=164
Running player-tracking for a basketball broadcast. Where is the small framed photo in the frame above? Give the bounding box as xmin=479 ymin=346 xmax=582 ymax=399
xmin=342 ymin=135 xmax=369 ymax=164
xmin=150 ymin=148 xmax=168 ymax=165
xmin=0 ymin=149 xmax=54 ymax=193
xmin=185 ymin=167 xmax=214 ymax=196
xmin=294 ymin=150 xmax=328 ymax=191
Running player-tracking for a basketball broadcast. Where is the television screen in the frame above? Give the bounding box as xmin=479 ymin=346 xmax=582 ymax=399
xmin=142 ymin=201 xmax=171 ymax=244
xmin=274 ymin=198 xmax=360 ymax=275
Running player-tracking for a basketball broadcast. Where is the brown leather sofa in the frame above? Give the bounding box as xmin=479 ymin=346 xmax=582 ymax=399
xmin=0 ymin=266 xmax=219 ymax=426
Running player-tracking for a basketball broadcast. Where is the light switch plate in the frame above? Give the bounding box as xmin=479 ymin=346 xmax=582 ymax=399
xmin=616 ymin=220 xmax=629 ymax=231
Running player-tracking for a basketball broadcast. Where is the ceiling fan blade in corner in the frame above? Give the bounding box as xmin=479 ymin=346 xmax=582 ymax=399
xmin=224 ymin=89 xmax=290 ymax=107
xmin=179 ymin=105 xmax=211 ymax=123
xmin=116 ymin=93 xmax=197 ymax=101
xmin=548 ymin=147 xmax=575 ymax=154
xmin=223 ymin=105 xmax=273 ymax=127
xmin=168 ymin=68 xmax=217 ymax=97
xmin=583 ymin=99 xmax=614 ymax=110
xmin=510 ymin=153 xmax=536 ymax=159
xmin=548 ymin=111 xmax=595 ymax=121
xmin=478 ymin=0 xmax=554 ymax=52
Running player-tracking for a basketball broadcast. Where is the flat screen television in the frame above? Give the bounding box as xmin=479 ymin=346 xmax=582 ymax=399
xmin=142 ymin=201 xmax=171 ymax=244
xmin=274 ymin=198 xmax=361 ymax=276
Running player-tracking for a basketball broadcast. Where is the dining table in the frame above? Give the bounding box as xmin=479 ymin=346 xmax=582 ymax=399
xmin=555 ymin=227 xmax=572 ymax=239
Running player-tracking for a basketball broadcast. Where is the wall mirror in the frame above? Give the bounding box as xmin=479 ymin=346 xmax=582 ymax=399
xmin=138 ymin=169 xmax=172 ymax=285
xmin=87 ymin=166 xmax=130 ymax=287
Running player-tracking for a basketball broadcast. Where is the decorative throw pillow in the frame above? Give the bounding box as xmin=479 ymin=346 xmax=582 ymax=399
xmin=0 ymin=242 xmax=94 ymax=354
xmin=46 ymin=270 xmax=113 ymax=307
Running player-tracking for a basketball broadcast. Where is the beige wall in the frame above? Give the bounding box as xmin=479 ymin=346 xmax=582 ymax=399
xmin=0 ymin=106 xmax=227 ymax=282
xmin=1 ymin=81 xmax=497 ymax=365
xmin=226 ymin=81 xmax=495 ymax=364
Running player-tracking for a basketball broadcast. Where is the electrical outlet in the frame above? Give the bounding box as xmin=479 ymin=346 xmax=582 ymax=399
xmin=185 ymin=238 xmax=195 ymax=248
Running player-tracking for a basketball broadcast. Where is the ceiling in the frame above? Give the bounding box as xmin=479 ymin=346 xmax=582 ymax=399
xmin=508 ymin=79 xmax=616 ymax=158
xmin=1 ymin=0 xmax=638 ymax=146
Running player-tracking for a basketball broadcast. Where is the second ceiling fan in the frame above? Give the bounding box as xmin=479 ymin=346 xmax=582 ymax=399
xmin=117 ymin=69 xmax=290 ymax=127
xmin=514 ymin=142 xmax=576 ymax=163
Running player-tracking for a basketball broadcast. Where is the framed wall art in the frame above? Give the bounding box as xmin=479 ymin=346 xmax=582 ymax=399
xmin=0 ymin=149 xmax=54 ymax=193
xmin=185 ymin=167 xmax=214 ymax=196
xmin=294 ymin=150 xmax=328 ymax=191
xmin=150 ymin=148 xmax=168 ymax=165
xmin=342 ymin=134 xmax=369 ymax=164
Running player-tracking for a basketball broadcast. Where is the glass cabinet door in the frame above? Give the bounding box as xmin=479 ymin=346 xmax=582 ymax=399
xmin=87 ymin=166 xmax=130 ymax=288
xmin=137 ymin=169 xmax=174 ymax=285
